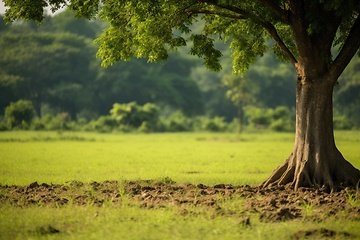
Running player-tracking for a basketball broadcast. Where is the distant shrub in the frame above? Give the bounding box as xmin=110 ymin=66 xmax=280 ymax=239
xmin=245 ymin=106 xmax=294 ymax=132
xmin=333 ymin=115 xmax=352 ymax=130
xmin=110 ymin=102 xmax=160 ymax=132
xmin=5 ymin=100 xmax=35 ymax=129
xmin=31 ymin=117 xmax=46 ymax=130
xmin=272 ymin=106 xmax=291 ymax=120
xmin=269 ymin=106 xmax=293 ymax=132
xmin=87 ymin=116 xmax=118 ymax=133
xmin=46 ymin=112 xmax=72 ymax=131
xmin=269 ymin=118 xmax=292 ymax=132
xmin=198 ymin=116 xmax=227 ymax=132
xmin=0 ymin=121 xmax=9 ymax=131
xmin=245 ymin=107 xmax=272 ymax=129
xmin=164 ymin=111 xmax=193 ymax=132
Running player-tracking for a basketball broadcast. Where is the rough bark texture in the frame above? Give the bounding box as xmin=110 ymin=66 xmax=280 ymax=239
xmin=262 ymin=76 xmax=360 ymax=191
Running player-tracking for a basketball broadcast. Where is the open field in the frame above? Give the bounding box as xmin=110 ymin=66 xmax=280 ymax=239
xmin=0 ymin=131 xmax=359 ymax=239
xmin=0 ymin=131 xmax=300 ymax=186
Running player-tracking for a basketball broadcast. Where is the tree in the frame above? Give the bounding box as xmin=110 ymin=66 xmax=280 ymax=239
xmin=222 ymin=75 xmax=257 ymax=132
xmin=246 ymin=51 xmax=296 ymax=109
xmin=4 ymin=0 xmax=360 ymax=190
xmin=0 ymin=31 xmax=94 ymax=117
xmin=52 ymin=11 xmax=101 ymax=38
xmin=5 ymin=100 xmax=35 ymax=129
xmin=91 ymin=56 xmax=204 ymax=117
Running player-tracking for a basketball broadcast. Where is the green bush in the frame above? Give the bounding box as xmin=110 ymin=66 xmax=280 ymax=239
xmin=164 ymin=111 xmax=193 ymax=132
xmin=272 ymin=106 xmax=291 ymax=120
xmin=110 ymin=102 xmax=160 ymax=131
xmin=0 ymin=121 xmax=9 ymax=131
xmin=244 ymin=107 xmax=272 ymax=129
xmin=333 ymin=115 xmax=352 ymax=130
xmin=87 ymin=116 xmax=118 ymax=133
xmin=245 ymin=106 xmax=294 ymax=132
xmin=269 ymin=106 xmax=293 ymax=132
xmin=199 ymin=116 xmax=227 ymax=132
xmin=5 ymin=100 xmax=35 ymax=129
xmin=46 ymin=113 xmax=72 ymax=131
xmin=31 ymin=117 xmax=46 ymax=130
xmin=269 ymin=118 xmax=292 ymax=132
xmin=31 ymin=113 xmax=76 ymax=131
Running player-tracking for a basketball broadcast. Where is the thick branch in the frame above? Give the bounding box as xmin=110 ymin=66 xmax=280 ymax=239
xmin=200 ymin=1 xmax=259 ymax=21
xmin=257 ymin=0 xmax=290 ymax=24
xmin=189 ymin=1 xmax=297 ymax=66
xmin=184 ymin=9 xmax=247 ymax=20
xmin=289 ymin=0 xmax=312 ymax=60
xmin=315 ymin=16 xmax=341 ymax=58
xmin=330 ymin=15 xmax=360 ymax=81
xmin=262 ymin=21 xmax=297 ymax=66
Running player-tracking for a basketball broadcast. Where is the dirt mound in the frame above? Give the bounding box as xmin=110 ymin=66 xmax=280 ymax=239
xmin=1 ymin=180 xmax=359 ymax=223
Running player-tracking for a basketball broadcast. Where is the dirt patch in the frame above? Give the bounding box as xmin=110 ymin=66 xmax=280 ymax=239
xmin=1 ymin=180 xmax=359 ymax=223
xmin=0 ymin=180 xmax=122 ymax=207
xmin=292 ymin=228 xmax=355 ymax=239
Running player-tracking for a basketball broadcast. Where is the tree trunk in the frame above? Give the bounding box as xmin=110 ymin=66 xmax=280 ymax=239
xmin=237 ymin=103 xmax=243 ymax=133
xmin=262 ymin=75 xmax=360 ymax=191
xmin=33 ymin=98 xmax=42 ymax=118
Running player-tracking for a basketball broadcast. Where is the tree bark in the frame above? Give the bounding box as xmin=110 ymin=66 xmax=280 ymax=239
xmin=262 ymin=75 xmax=360 ymax=191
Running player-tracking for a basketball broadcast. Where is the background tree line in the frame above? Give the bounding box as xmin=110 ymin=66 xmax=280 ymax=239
xmin=0 ymin=11 xmax=359 ymax=132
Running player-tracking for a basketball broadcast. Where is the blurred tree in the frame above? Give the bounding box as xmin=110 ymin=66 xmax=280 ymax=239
xmin=222 ymin=75 xmax=257 ymax=132
xmin=334 ymin=57 xmax=360 ymax=128
xmin=91 ymin=54 xmax=204 ymax=117
xmin=0 ymin=15 xmax=9 ymax=32
xmin=0 ymin=32 xmax=94 ymax=117
xmin=5 ymin=100 xmax=35 ymax=129
xmin=52 ymin=11 xmax=102 ymax=38
xmin=247 ymin=52 xmax=296 ymax=108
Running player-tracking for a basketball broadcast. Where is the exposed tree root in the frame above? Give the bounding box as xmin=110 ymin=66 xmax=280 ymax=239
xmin=262 ymin=149 xmax=360 ymax=192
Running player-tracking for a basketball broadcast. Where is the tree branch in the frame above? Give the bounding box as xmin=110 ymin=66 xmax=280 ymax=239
xmin=184 ymin=9 xmax=247 ymax=20
xmin=330 ymin=15 xmax=360 ymax=81
xmin=289 ymin=0 xmax=312 ymax=59
xmin=262 ymin=21 xmax=297 ymax=66
xmin=257 ymin=0 xmax=290 ymax=24
xmin=187 ymin=1 xmax=297 ymax=66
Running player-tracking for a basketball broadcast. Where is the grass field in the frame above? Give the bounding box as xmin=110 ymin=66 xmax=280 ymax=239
xmin=0 ymin=130 xmax=359 ymax=239
xmin=0 ymin=131 xmax=297 ymax=186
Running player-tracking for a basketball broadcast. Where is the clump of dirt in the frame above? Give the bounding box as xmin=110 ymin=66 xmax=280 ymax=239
xmin=292 ymin=228 xmax=354 ymax=239
xmin=35 ymin=225 xmax=60 ymax=235
xmin=1 ymin=180 xmax=359 ymax=224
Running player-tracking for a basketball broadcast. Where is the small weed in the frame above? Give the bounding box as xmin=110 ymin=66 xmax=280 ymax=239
xmin=345 ymin=190 xmax=358 ymax=206
xmin=158 ymin=177 xmax=176 ymax=184
xmin=301 ymin=199 xmax=313 ymax=215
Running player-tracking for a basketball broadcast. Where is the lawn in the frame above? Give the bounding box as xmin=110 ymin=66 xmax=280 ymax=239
xmin=0 ymin=130 xmax=359 ymax=240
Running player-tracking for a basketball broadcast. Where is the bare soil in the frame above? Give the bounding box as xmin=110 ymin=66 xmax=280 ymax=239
xmin=1 ymin=180 xmax=359 ymax=238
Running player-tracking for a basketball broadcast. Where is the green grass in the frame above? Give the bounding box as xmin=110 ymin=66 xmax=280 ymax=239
xmin=0 ymin=131 xmax=300 ymax=186
xmin=1 ymin=131 xmax=359 ymax=186
xmin=0 ymin=130 xmax=359 ymax=240
xmin=1 ymin=200 xmax=359 ymax=240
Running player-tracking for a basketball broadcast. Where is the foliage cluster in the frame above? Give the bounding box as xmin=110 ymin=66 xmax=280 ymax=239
xmin=3 ymin=100 xmax=34 ymax=129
